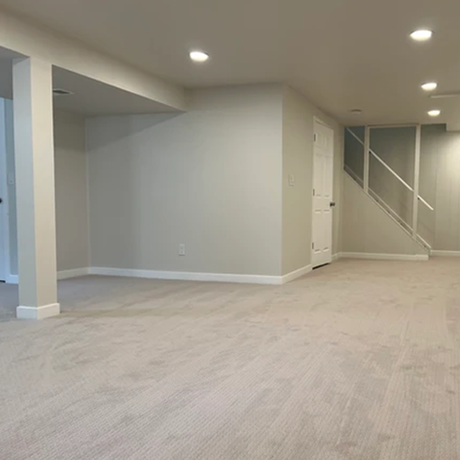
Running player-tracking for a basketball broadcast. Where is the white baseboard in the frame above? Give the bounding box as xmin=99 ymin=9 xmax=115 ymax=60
xmin=89 ymin=266 xmax=315 ymax=285
xmin=431 ymin=250 xmax=460 ymax=257
xmin=89 ymin=267 xmax=287 ymax=285
xmin=341 ymin=252 xmax=429 ymax=261
xmin=4 ymin=265 xmax=315 ymax=286
xmin=5 ymin=268 xmax=90 ymax=285
xmin=58 ymin=267 xmax=90 ymax=280
xmin=5 ymin=274 xmax=18 ymax=284
xmin=332 ymin=253 xmax=341 ymax=262
xmin=16 ymin=303 xmax=60 ymax=320
xmin=281 ymin=265 xmax=312 ymax=284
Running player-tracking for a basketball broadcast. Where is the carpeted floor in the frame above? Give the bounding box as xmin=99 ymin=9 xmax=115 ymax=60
xmin=1 ymin=258 xmax=460 ymax=459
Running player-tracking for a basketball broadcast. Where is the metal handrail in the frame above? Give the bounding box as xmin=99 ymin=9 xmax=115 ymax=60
xmin=346 ymin=128 xmax=434 ymax=211
xmin=344 ymin=165 xmax=432 ymax=251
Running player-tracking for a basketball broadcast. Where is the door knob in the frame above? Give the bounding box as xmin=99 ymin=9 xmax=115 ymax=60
xmin=330 ymin=201 xmax=336 ymax=207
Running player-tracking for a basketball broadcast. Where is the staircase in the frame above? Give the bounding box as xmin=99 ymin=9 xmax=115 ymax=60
xmin=345 ymin=127 xmax=433 ymax=256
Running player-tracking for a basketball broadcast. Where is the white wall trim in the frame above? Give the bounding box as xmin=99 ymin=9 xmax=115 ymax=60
xmin=89 ymin=266 xmax=314 ymax=285
xmin=340 ymin=252 xmax=429 ymax=261
xmin=12 ymin=265 xmax=315 ymax=285
xmin=8 ymin=265 xmax=316 ymax=285
xmin=5 ymin=267 xmax=90 ymax=284
xmin=58 ymin=267 xmax=90 ymax=280
xmin=281 ymin=265 xmax=312 ymax=284
xmin=17 ymin=303 xmax=60 ymax=320
xmin=5 ymin=274 xmax=18 ymax=284
xmin=431 ymin=250 xmax=460 ymax=257
xmin=89 ymin=267 xmax=282 ymax=285
xmin=332 ymin=253 xmax=341 ymax=261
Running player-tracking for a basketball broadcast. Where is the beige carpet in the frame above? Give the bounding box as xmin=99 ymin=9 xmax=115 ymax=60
xmin=1 ymin=258 xmax=460 ymax=459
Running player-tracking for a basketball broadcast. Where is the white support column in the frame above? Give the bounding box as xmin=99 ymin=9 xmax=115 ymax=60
xmin=13 ymin=58 xmax=60 ymax=320
xmin=412 ymin=124 xmax=421 ymax=238
xmin=363 ymin=126 xmax=370 ymax=193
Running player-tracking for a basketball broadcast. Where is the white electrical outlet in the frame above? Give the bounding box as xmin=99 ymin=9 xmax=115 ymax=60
xmin=289 ymin=174 xmax=295 ymax=187
xmin=179 ymin=244 xmax=186 ymax=256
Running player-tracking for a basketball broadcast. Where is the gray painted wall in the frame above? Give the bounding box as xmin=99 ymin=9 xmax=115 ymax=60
xmin=54 ymin=110 xmax=90 ymax=271
xmin=343 ymin=123 xmax=460 ymax=253
xmin=419 ymin=125 xmax=460 ymax=251
xmin=369 ymin=127 xmax=415 ymax=227
xmin=281 ymin=86 xmax=343 ymax=275
xmin=342 ymin=173 xmax=427 ymax=256
xmin=4 ymin=102 xmax=89 ymax=275
xmin=344 ymin=126 xmax=364 ymax=182
xmin=87 ymin=85 xmax=284 ymax=276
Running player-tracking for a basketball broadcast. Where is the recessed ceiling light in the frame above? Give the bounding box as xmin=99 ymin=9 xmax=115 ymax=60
xmin=350 ymin=109 xmax=362 ymax=115
xmin=189 ymin=51 xmax=209 ymax=63
xmin=410 ymin=29 xmax=433 ymax=42
xmin=421 ymin=82 xmax=437 ymax=91
xmin=427 ymin=109 xmax=441 ymax=117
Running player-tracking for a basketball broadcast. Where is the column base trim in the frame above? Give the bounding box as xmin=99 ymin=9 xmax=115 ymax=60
xmin=16 ymin=303 xmax=60 ymax=320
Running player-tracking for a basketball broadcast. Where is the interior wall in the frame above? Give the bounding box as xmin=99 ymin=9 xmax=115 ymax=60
xmin=4 ymin=100 xmax=89 ymax=275
xmin=420 ymin=125 xmax=460 ymax=251
xmin=369 ymin=127 xmax=416 ymax=227
xmin=343 ymin=123 xmax=460 ymax=254
xmin=87 ymin=85 xmax=284 ymax=276
xmin=281 ymin=86 xmax=343 ymax=275
xmin=342 ymin=173 xmax=427 ymax=256
xmin=54 ymin=110 xmax=90 ymax=271
xmin=344 ymin=126 xmax=364 ymax=182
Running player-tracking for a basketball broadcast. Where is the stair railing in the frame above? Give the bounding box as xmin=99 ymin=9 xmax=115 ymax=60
xmin=345 ymin=127 xmax=434 ymax=251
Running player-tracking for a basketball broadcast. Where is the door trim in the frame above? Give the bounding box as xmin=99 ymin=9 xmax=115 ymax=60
xmin=0 ymin=99 xmax=14 ymax=284
xmin=311 ymin=117 xmax=334 ymax=268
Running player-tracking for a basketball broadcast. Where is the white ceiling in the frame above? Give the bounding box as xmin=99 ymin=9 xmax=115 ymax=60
xmin=1 ymin=0 xmax=460 ymax=127
xmin=0 ymin=50 xmax=174 ymax=116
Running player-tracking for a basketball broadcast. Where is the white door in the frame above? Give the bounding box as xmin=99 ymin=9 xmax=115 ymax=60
xmin=312 ymin=120 xmax=334 ymax=268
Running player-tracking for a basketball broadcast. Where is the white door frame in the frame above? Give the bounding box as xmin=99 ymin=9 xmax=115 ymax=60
xmin=311 ymin=117 xmax=334 ymax=267
xmin=0 ymin=98 xmax=14 ymax=284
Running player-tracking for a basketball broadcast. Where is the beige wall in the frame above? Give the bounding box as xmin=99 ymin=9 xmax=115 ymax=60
xmin=5 ymin=103 xmax=89 ymax=275
xmin=420 ymin=125 xmax=460 ymax=251
xmin=54 ymin=110 xmax=90 ymax=271
xmin=344 ymin=126 xmax=364 ymax=181
xmin=281 ymin=86 xmax=343 ymax=275
xmin=342 ymin=173 xmax=427 ymax=256
xmin=344 ymin=123 xmax=460 ymax=253
xmin=87 ymin=85 xmax=284 ymax=276
xmin=369 ymin=127 xmax=415 ymax=227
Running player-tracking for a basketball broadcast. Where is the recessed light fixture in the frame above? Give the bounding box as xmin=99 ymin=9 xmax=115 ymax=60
xmin=421 ymin=82 xmax=437 ymax=91
xmin=350 ymin=109 xmax=362 ymax=115
xmin=427 ymin=109 xmax=441 ymax=117
xmin=189 ymin=51 xmax=209 ymax=63
xmin=410 ymin=29 xmax=433 ymax=42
